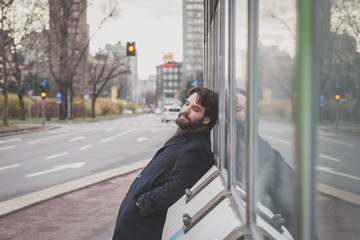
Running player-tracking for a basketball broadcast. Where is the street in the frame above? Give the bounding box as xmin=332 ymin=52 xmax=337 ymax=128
xmin=0 ymin=114 xmax=177 ymax=202
xmin=1 ymin=116 xmax=360 ymax=239
xmin=1 ymin=117 xmax=359 ymax=205
xmin=259 ymin=120 xmax=360 ymax=198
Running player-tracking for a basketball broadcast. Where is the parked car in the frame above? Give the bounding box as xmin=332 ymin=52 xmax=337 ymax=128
xmin=122 ymin=109 xmax=133 ymax=115
xmin=161 ymin=104 xmax=181 ymax=122
xmin=154 ymin=108 xmax=162 ymax=115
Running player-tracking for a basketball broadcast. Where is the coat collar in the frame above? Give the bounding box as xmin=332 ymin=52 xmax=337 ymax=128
xmin=153 ymin=131 xmax=210 ymax=158
xmin=163 ymin=130 xmax=210 ymax=147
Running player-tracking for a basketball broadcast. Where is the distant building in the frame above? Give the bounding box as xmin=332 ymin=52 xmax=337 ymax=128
xmin=48 ymin=0 xmax=89 ymax=97
xmin=21 ymin=30 xmax=51 ymax=85
xmin=156 ymin=61 xmax=183 ymax=106
xmin=141 ymin=75 xmax=157 ymax=105
xmin=183 ymin=0 xmax=204 ymax=83
xmin=142 ymin=75 xmax=156 ymax=95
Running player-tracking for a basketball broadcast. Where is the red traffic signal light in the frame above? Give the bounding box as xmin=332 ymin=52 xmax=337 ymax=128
xmin=41 ymin=90 xmax=47 ymax=99
xmin=126 ymin=42 xmax=136 ymax=56
xmin=335 ymin=94 xmax=340 ymax=101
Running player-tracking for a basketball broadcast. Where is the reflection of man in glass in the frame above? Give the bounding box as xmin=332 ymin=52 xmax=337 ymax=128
xmin=235 ymin=89 xmax=294 ymax=234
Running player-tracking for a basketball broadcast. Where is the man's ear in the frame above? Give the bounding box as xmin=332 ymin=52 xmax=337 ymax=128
xmin=203 ymin=116 xmax=210 ymax=125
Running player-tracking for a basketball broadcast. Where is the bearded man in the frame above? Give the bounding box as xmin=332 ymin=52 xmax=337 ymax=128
xmin=112 ymin=86 xmax=218 ymax=240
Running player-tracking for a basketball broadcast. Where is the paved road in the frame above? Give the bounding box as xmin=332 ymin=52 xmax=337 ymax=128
xmin=0 ymin=114 xmax=177 ymax=202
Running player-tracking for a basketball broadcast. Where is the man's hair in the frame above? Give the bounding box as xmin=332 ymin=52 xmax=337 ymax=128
xmin=237 ymin=88 xmax=246 ymax=96
xmin=188 ymin=86 xmax=219 ymax=130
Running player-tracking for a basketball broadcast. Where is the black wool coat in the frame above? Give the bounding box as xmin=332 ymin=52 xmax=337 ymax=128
xmin=112 ymin=130 xmax=215 ymax=240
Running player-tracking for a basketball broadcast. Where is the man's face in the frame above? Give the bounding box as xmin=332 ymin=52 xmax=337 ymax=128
xmin=176 ymin=92 xmax=210 ymax=129
xmin=236 ymin=93 xmax=247 ymax=123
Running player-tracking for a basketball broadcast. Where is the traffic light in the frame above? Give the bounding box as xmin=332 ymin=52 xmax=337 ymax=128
xmin=335 ymin=94 xmax=340 ymax=102
xmin=126 ymin=42 xmax=136 ymax=56
xmin=41 ymin=90 xmax=47 ymax=99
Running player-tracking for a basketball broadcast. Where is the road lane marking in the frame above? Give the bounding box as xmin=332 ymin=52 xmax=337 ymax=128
xmin=69 ymin=136 xmax=85 ymax=142
xmin=316 ymin=166 xmax=360 ymax=181
xmin=99 ymin=128 xmax=136 ymax=143
xmin=317 ymin=182 xmax=360 ymax=206
xmin=79 ymin=145 xmax=92 ymax=150
xmin=46 ymin=152 xmax=68 ymax=160
xmin=0 ymin=164 xmax=20 ymax=171
xmin=319 ymin=154 xmax=341 ymax=162
xmin=26 ymin=162 xmax=87 ymax=178
xmin=318 ymin=130 xmax=334 ymax=136
xmin=136 ymin=137 xmax=148 ymax=143
xmin=318 ymin=136 xmax=355 ymax=147
xmin=0 ymin=159 xmax=150 ymax=217
xmin=0 ymin=138 xmax=21 ymax=144
xmin=261 ymin=135 xmax=292 ymax=145
xmin=28 ymin=130 xmax=87 ymax=144
xmin=0 ymin=145 xmax=16 ymax=151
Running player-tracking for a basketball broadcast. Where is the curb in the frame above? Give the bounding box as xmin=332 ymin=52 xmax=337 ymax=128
xmin=0 ymin=126 xmax=60 ymax=137
xmin=0 ymin=159 xmax=150 ymax=217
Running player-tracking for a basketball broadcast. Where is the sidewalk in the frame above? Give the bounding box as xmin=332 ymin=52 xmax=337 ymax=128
xmin=0 ymin=164 xmax=145 ymax=240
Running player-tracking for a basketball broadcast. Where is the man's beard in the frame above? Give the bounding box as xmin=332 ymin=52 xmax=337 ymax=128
xmin=176 ymin=112 xmax=205 ymax=129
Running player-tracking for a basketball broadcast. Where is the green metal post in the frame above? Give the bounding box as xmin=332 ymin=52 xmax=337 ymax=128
xmin=295 ymin=0 xmax=319 ymax=239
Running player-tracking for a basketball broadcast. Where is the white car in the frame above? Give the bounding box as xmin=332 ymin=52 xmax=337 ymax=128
xmin=161 ymin=104 xmax=181 ymax=123
xmin=154 ymin=108 xmax=162 ymax=115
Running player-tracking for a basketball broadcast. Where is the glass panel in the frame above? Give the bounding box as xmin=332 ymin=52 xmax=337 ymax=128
xmin=215 ymin=5 xmax=226 ymax=171
xmin=315 ymin=0 xmax=360 ymax=239
xmin=234 ymin=0 xmax=248 ymax=191
xmin=254 ymin=0 xmax=296 ymax=238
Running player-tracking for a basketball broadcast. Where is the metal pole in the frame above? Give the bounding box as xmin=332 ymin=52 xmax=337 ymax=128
xmin=247 ymin=0 xmax=259 ymax=228
xmin=67 ymin=89 xmax=71 ymax=120
xmin=28 ymin=89 xmax=31 ymax=125
xmin=336 ymin=101 xmax=339 ymax=131
xmin=110 ymin=78 xmax=113 ymax=116
xmin=42 ymin=99 xmax=45 ymax=127
xmin=295 ymin=0 xmax=319 ymax=238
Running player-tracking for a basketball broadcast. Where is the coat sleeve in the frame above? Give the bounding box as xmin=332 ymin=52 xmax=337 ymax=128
xmin=136 ymin=143 xmax=213 ymax=218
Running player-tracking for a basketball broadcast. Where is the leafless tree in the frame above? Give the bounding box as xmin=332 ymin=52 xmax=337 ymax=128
xmin=335 ymin=0 xmax=360 ymax=122
xmin=3 ymin=1 xmax=40 ymax=121
xmin=0 ymin=0 xmax=14 ymax=126
xmin=36 ymin=0 xmax=119 ymax=119
xmin=1 ymin=0 xmax=38 ymax=124
xmin=87 ymin=54 xmax=130 ymax=118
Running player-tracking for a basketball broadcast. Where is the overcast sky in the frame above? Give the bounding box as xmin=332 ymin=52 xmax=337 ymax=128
xmin=87 ymin=0 xmax=183 ymax=80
